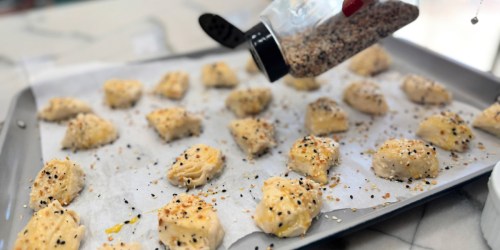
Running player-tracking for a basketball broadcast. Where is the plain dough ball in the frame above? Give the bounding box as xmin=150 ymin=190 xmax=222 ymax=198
xmin=417 ymin=112 xmax=474 ymax=152
xmin=202 ymin=62 xmax=239 ymax=88
xmin=38 ymin=97 xmax=92 ymax=122
xmin=98 ymin=242 xmax=141 ymax=250
xmin=305 ymin=97 xmax=349 ymax=135
xmin=349 ymin=44 xmax=391 ymax=76
xmin=288 ymin=135 xmax=340 ymax=184
xmin=343 ymin=81 xmax=388 ymax=115
xmin=225 ymin=87 xmax=272 ymax=117
xmin=158 ymin=194 xmax=224 ymax=250
xmin=14 ymin=200 xmax=85 ymax=250
xmin=154 ymin=71 xmax=189 ymax=100
xmin=146 ymin=107 xmax=201 ymax=142
xmin=246 ymin=57 xmax=260 ymax=74
xmin=30 ymin=158 xmax=85 ymax=211
xmin=284 ymin=75 xmax=320 ymax=91
xmin=62 ymin=113 xmax=118 ymax=150
xmin=372 ymin=139 xmax=439 ymax=180
xmin=229 ymin=118 xmax=276 ymax=158
xmin=473 ymin=102 xmax=500 ymax=137
xmin=168 ymin=144 xmax=225 ymax=188
xmin=402 ymin=75 xmax=452 ymax=105
xmin=104 ymin=79 xmax=143 ymax=108
xmin=254 ymin=177 xmax=322 ymax=238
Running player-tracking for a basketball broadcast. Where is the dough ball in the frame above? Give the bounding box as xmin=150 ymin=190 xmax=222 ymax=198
xmin=38 ymin=97 xmax=92 ymax=122
xmin=202 ymin=62 xmax=239 ymax=88
xmin=417 ymin=112 xmax=474 ymax=152
xmin=246 ymin=57 xmax=260 ymax=74
xmin=62 ymin=113 xmax=118 ymax=150
xmin=225 ymin=87 xmax=272 ymax=117
xmin=146 ymin=107 xmax=201 ymax=142
xmin=284 ymin=75 xmax=320 ymax=91
xmin=343 ymin=81 xmax=388 ymax=115
xmin=402 ymin=74 xmax=452 ymax=105
xmin=154 ymin=71 xmax=189 ymax=100
xmin=14 ymin=200 xmax=85 ymax=250
xmin=158 ymin=194 xmax=224 ymax=250
xmin=30 ymin=158 xmax=85 ymax=211
xmin=229 ymin=118 xmax=276 ymax=158
xmin=349 ymin=44 xmax=391 ymax=76
xmin=104 ymin=79 xmax=143 ymax=109
xmin=372 ymin=138 xmax=439 ymax=180
xmin=473 ymin=102 xmax=500 ymax=137
xmin=168 ymin=144 xmax=225 ymax=188
xmin=305 ymin=97 xmax=349 ymax=135
xmin=254 ymin=177 xmax=322 ymax=238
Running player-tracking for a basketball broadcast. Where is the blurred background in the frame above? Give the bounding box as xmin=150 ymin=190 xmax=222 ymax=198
xmin=0 ymin=0 xmax=499 ymax=119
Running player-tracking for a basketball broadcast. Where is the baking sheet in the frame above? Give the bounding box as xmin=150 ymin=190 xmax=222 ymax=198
xmin=28 ymin=48 xmax=500 ymax=249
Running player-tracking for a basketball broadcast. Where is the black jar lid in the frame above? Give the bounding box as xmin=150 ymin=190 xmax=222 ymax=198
xmin=247 ymin=23 xmax=289 ymax=82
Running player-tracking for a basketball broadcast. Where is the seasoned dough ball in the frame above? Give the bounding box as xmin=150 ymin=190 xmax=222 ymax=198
xmin=98 ymin=242 xmax=141 ymax=250
xmin=349 ymin=44 xmax=391 ymax=76
xmin=305 ymin=97 xmax=349 ymax=135
xmin=14 ymin=200 xmax=85 ymax=250
xmin=39 ymin=97 xmax=92 ymax=122
xmin=372 ymin=139 xmax=439 ymax=180
xmin=402 ymin=75 xmax=452 ymax=105
xmin=343 ymin=81 xmax=388 ymax=115
xmin=146 ymin=108 xmax=201 ymax=142
xmin=288 ymin=136 xmax=340 ymax=184
xmin=154 ymin=71 xmax=189 ymax=100
xmin=168 ymin=144 xmax=225 ymax=188
xmin=62 ymin=114 xmax=118 ymax=150
xmin=473 ymin=102 xmax=500 ymax=137
xmin=254 ymin=177 xmax=322 ymax=238
xmin=158 ymin=194 xmax=224 ymax=250
xmin=104 ymin=79 xmax=143 ymax=108
xmin=284 ymin=75 xmax=320 ymax=91
xmin=202 ymin=62 xmax=239 ymax=88
xmin=229 ymin=118 xmax=276 ymax=158
xmin=246 ymin=57 xmax=260 ymax=74
xmin=30 ymin=158 xmax=85 ymax=211
xmin=417 ymin=112 xmax=474 ymax=152
xmin=225 ymin=87 xmax=272 ymax=117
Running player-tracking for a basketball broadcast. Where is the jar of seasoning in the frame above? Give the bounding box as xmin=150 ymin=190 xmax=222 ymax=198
xmin=246 ymin=0 xmax=419 ymax=81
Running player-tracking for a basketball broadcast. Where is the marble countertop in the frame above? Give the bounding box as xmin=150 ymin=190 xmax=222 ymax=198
xmin=0 ymin=0 xmax=498 ymax=249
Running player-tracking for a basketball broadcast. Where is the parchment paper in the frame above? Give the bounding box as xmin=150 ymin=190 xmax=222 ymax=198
xmin=31 ymin=50 xmax=500 ymax=249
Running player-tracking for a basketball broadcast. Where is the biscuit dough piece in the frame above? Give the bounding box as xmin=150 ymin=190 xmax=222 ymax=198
xmin=306 ymin=97 xmax=349 ymax=135
xmin=154 ymin=71 xmax=189 ymax=100
xmin=146 ymin=108 xmax=201 ymax=142
xmin=39 ymin=97 xmax=92 ymax=122
xmin=98 ymin=242 xmax=142 ymax=250
xmin=158 ymin=194 xmax=224 ymax=250
xmin=62 ymin=114 xmax=118 ymax=150
xmin=202 ymin=62 xmax=239 ymax=88
xmin=29 ymin=159 xmax=85 ymax=211
xmin=14 ymin=200 xmax=85 ymax=250
xmin=254 ymin=177 xmax=322 ymax=238
xmin=246 ymin=57 xmax=260 ymax=74
xmin=168 ymin=144 xmax=225 ymax=188
xmin=343 ymin=81 xmax=388 ymax=115
xmin=104 ymin=79 xmax=143 ymax=108
xmin=349 ymin=44 xmax=391 ymax=76
xmin=402 ymin=75 xmax=452 ymax=105
xmin=473 ymin=102 xmax=500 ymax=137
xmin=225 ymin=87 xmax=272 ymax=117
xmin=417 ymin=112 xmax=474 ymax=152
xmin=229 ymin=118 xmax=276 ymax=157
xmin=288 ymin=136 xmax=340 ymax=184
xmin=284 ymin=75 xmax=320 ymax=91
xmin=372 ymin=139 xmax=439 ymax=180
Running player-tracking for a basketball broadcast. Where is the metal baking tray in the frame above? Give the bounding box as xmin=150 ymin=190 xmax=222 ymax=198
xmin=1 ymin=37 xmax=499 ymax=250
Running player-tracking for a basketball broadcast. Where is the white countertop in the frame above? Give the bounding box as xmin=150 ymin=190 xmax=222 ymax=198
xmin=0 ymin=0 xmax=498 ymax=249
